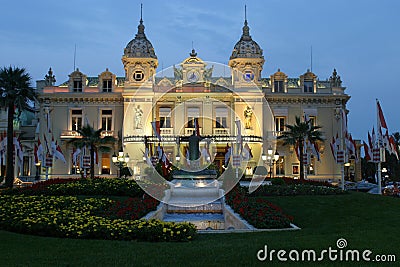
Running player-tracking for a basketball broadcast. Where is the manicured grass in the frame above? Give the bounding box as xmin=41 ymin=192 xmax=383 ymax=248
xmin=1 ymin=192 xmax=399 ymax=266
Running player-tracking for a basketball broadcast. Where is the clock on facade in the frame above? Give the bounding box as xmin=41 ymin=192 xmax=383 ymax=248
xmin=133 ymin=70 xmax=144 ymax=82
xmin=187 ymin=70 xmax=200 ymax=83
xmin=243 ymin=70 xmax=255 ymax=82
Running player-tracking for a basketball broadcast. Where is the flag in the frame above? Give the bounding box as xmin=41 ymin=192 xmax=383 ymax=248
xmin=363 ymin=141 xmax=372 ymax=162
xmin=368 ymin=131 xmax=373 ymax=149
xmin=157 ymin=145 xmax=163 ymax=159
xmin=43 ymin=134 xmax=50 ymax=154
xmin=34 ymin=144 xmax=38 ymax=164
xmin=330 ymin=135 xmax=338 ymax=161
xmin=309 ymin=141 xmax=321 ymax=161
xmin=371 ymin=127 xmax=376 ymax=148
xmin=242 ymin=143 xmax=253 ymax=160
xmin=377 ymin=100 xmax=388 ymax=129
xmin=50 ymin=136 xmax=56 ymax=155
xmin=383 ymin=130 xmax=391 ymax=152
xmin=45 ymin=108 xmax=52 ymax=133
xmin=194 ymin=118 xmax=200 ymax=136
xmin=224 ymin=145 xmax=231 ymax=166
xmin=37 ymin=139 xmax=44 ymax=163
xmin=235 ymin=119 xmax=242 ymax=147
xmin=389 ymin=136 xmax=399 ymax=160
xmin=151 ymin=121 xmax=161 ymax=141
xmin=13 ymin=135 xmax=23 ymax=166
xmin=72 ymin=148 xmax=81 ymax=165
xmin=53 ymin=141 xmax=66 ymax=164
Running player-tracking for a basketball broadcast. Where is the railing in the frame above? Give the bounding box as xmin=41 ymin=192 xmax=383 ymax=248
xmin=185 ymin=128 xmax=202 ymax=136
xmin=160 ymin=128 xmax=174 ymax=135
xmin=213 ymin=128 xmax=230 ymax=135
xmin=60 ymin=130 xmax=81 ymax=138
xmin=124 ymin=135 xmax=263 ymax=143
xmin=101 ymin=130 xmax=115 ymax=137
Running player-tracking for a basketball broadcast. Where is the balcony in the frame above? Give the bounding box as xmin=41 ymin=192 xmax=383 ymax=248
xmin=184 ymin=128 xmax=202 ymax=136
xmin=60 ymin=130 xmax=81 ymax=138
xmin=160 ymin=128 xmax=174 ymax=135
xmin=213 ymin=128 xmax=230 ymax=135
xmin=101 ymin=130 xmax=115 ymax=137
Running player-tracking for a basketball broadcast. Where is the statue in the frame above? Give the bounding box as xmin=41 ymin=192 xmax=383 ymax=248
xmin=134 ymin=105 xmax=143 ymax=129
xmin=204 ymin=65 xmax=214 ymax=80
xmin=173 ymin=65 xmax=183 ymax=80
xmin=244 ymin=106 xmax=253 ymax=129
xmin=188 ymin=132 xmax=204 ymax=161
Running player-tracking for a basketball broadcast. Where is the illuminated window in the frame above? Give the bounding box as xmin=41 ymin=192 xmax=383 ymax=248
xmin=275 ymin=117 xmax=285 ymax=133
xmin=101 ymin=153 xmax=110 ymax=174
xmin=159 ymin=107 xmax=171 ymax=128
xmin=71 ymin=110 xmax=82 ymax=131
xmin=101 ymin=110 xmax=112 ymax=131
xmin=215 ymin=107 xmax=228 ymax=128
xmin=276 ymin=156 xmax=285 ymax=175
xmin=187 ymin=107 xmax=200 ymax=128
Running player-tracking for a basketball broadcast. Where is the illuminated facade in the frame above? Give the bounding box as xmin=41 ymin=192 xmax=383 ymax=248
xmin=33 ymin=14 xmax=359 ymax=181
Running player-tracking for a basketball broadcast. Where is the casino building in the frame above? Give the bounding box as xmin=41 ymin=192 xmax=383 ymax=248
xmin=33 ymin=12 xmax=359 ymax=181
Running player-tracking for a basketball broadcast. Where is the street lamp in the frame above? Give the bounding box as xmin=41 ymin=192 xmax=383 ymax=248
xmin=35 ymin=161 xmax=41 ymax=181
xmin=112 ymin=149 xmax=130 ymax=178
xmin=267 ymin=147 xmax=273 ymax=179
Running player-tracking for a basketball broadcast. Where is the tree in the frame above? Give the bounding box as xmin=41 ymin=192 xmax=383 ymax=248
xmin=0 ymin=67 xmax=37 ymax=188
xmin=278 ymin=116 xmax=324 ymax=180
xmin=68 ymin=124 xmax=116 ymax=179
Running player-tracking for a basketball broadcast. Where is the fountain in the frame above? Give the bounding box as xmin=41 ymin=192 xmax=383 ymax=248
xmin=144 ymin=134 xmax=252 ymax=231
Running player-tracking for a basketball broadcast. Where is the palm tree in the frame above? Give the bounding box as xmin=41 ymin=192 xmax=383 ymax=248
xmin=0 ymin=67 xmax=37 ymax=188
xmin=68 ymin=124 xmax=116 ymax=179
xmin=278 ymin=116 xmax=324 ymax=180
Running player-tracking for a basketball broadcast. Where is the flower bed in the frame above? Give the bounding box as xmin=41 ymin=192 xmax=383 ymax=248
xmin=0 ymin=194 xmax=196 ymax=242
xmin=225 ymin=186 xmax=293 ymax=229
xmin=249 ymin=184 xmax=346 ymax=197
xmin=7 ymin=178 xmax=144 ymax=197
xmin=103 ymin=195 xmax=159 ymax=220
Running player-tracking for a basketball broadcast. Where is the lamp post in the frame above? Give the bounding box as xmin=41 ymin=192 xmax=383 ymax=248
xmin=35 ymin=161 xmax=41 ymax=181
xmin=112 ymin=149 xmax=130 ymax=178
xmin=267 ymin=146 xmax=273 ymax=179
xmin=273 ymin=151 xmax=280 ymax=178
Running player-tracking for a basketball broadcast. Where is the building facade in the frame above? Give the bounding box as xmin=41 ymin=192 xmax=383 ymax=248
xmin=32 ymin=14 xmax=358 ymax=181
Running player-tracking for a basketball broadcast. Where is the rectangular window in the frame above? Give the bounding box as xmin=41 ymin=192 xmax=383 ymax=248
xmin=304 ymin=80 xmax=313 ymax=93
xmin=102 ymin=79 xmax=112 ymax=92
xmin=159 ymin=107 xmax=171 ymax=128
xmin=23 ymin=156 xmax=29 ymax=176
xmin=274 ymin=80 xmax=284 ymax=93
xmin=276 ymin=156 xmax=285 ymax=175
xmin=101 ymin=109 xmax=113 ymax=131
xmin=215 ymin=107 xmax=228 ymax=128
xmin=275 ymin=117 xmax=285 ymax=133
xmin=71 ymin=109 xmax=82 ymax=131
xmin=187 ymin=107 xmax=200 ymax=128
xmin=101 ymin=153 xmax=110 ymax=174
xmin=73 ymin=80 xmax=82 ymax=92
xmin=309 ymin=116 xmax=316 ymax=127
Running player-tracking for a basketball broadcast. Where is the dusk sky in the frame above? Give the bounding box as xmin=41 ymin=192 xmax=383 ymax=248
xmin=1 ymin=0 xmax=399 ymax=140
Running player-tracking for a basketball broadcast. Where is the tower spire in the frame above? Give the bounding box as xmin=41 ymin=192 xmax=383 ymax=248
xmin=245 ymin=5 xmax=247 ymax=24
xmin=140 ymin=3 xmax=143 ymax=24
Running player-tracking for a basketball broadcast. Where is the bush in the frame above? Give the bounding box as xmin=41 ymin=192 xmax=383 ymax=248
xmin=249 ymin=184 xmax=346 ymax=197
xmin=6 ymin=178 xmax=144 ymax=197
xmin=0 ymin=194 xmax=196 ymax=242
xmin=270 ymin=178 xmax=286 ymax=186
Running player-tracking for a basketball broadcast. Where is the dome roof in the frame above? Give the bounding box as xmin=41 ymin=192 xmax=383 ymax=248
xmin=124 ymin=18 xmax=157 ymax=59
xmin=230 ymin=20 xmax=263 ymax=60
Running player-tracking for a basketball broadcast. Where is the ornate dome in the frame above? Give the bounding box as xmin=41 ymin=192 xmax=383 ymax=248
xmin=230 ymin=19 xmax=263 ymax=60
xmin=124 ymin=18 xmax=157 ymax=59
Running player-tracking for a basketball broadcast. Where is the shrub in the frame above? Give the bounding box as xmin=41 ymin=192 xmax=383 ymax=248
xmin=249 ymin=184 xmax=346 ymax=197
xmin=270 ymin=178 xmax=286 ymax=186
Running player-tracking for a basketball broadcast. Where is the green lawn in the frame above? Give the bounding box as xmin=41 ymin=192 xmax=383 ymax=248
xmin=1 ymin=192 xmax=399 ymax=267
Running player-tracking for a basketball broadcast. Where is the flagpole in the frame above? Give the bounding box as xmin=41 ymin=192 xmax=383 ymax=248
xmin=376 ymin=99 xmax=382 ymax=195
xmin=340 ymin=108 xmax=345 ymax=190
